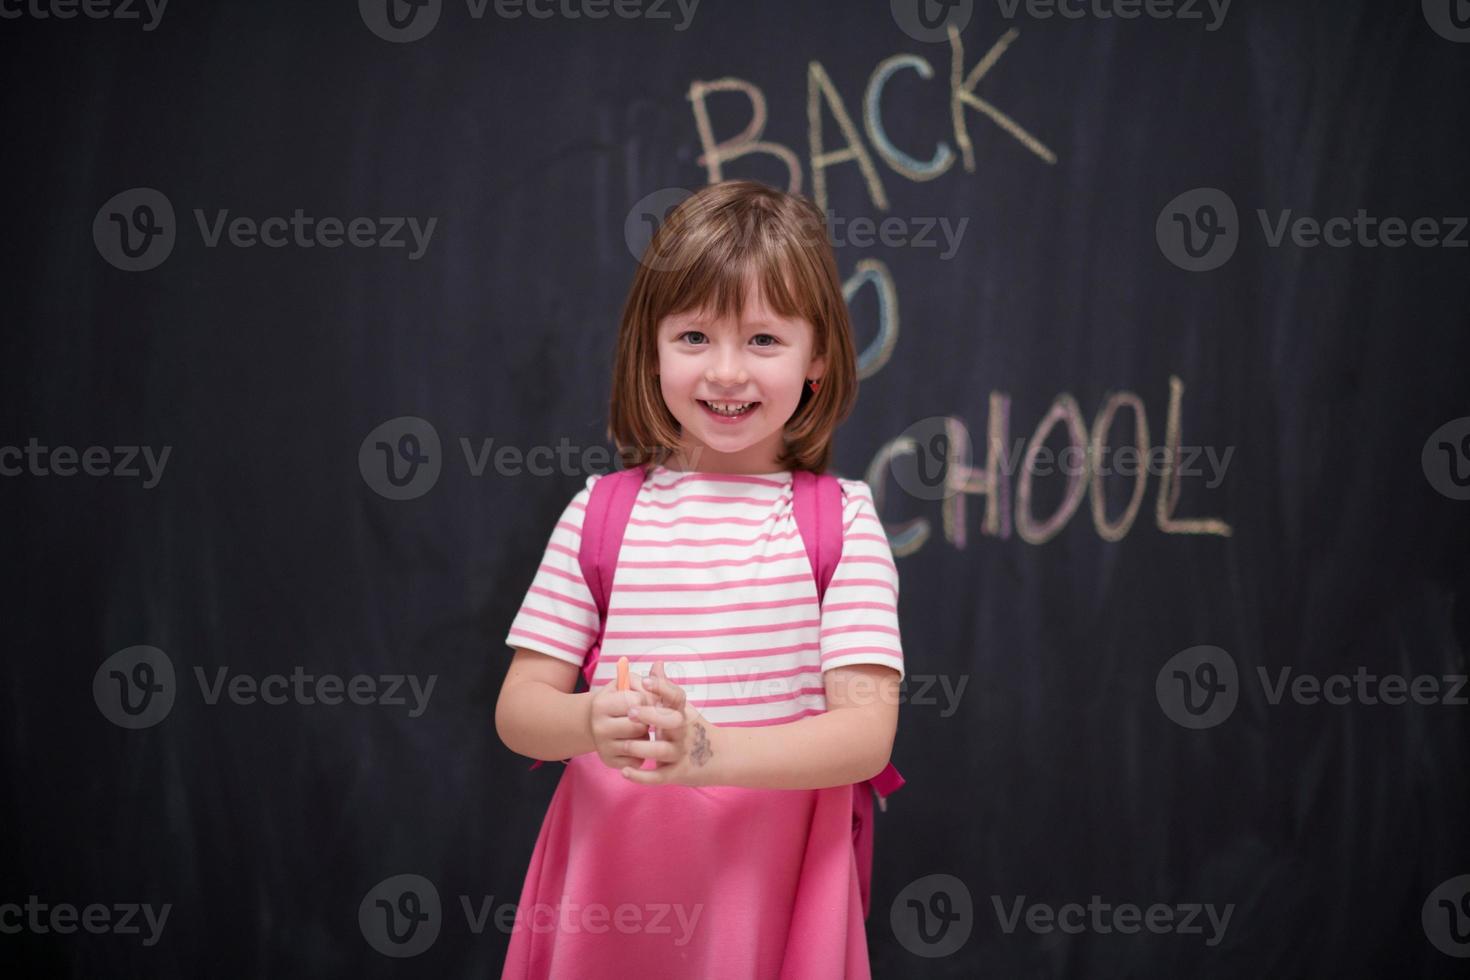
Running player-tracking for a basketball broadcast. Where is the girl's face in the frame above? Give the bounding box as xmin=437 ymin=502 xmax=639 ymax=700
xmin=656 ymin=281 xmax=825 ymax=474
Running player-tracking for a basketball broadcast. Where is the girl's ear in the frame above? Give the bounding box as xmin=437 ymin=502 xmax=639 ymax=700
xmin=807 ymin=353 xmax=826 ymax=383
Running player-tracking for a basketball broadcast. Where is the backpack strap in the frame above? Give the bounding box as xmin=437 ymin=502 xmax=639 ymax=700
xmin=792 ymin=472 xmax=906 ymax=807
xmin=575 ymin=464 xmax=648 ymax=689
xmin=526 ymin=465 xmax=647 ymax=771
xmin=791 ymin=469 xmax=843 ymax=602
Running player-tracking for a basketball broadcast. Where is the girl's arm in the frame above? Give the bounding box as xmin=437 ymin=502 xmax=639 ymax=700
xmin=710 ymin=663 xmax=900 ymax=790
xmin=626 ymin=662 xmax=900 ymax=790
xmin=495 ymin=647 xmax=596 ymax=761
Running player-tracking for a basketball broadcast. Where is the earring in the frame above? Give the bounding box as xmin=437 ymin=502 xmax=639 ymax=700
xmin=807 ymin=378 xmax=821 ymax=393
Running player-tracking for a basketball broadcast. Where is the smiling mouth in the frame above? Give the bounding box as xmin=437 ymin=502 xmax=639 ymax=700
xmin=699 ymin=400 xmax=760 ymax=419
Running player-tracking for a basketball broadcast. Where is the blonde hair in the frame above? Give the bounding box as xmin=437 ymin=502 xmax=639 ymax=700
xmin=608 ymin=180 xmax=857 ymax=474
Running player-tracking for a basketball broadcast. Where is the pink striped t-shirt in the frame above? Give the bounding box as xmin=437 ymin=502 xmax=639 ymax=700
xmin=504 ymin=464 xmax=904 ymax=726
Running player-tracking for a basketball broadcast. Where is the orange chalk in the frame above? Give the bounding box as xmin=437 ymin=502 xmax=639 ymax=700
xmin=616 ymin=656 xmax=630 ymax=692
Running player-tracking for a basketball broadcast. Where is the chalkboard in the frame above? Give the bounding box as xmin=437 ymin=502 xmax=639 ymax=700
xmin=2 ymin=0 xmax=1468 ymax=977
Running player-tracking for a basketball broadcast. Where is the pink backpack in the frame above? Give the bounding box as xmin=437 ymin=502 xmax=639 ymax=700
xmin=527 ymin=464 xmax=905 ymax=919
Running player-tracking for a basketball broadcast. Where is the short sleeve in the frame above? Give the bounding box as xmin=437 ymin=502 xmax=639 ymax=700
xmin=819 ymin=479 xmax=905 ymax=682
xmin=503 ymin=474 xmax=602 ymax=667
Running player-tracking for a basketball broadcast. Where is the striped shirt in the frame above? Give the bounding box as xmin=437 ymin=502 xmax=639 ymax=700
xmin=504 ymin=464 xmax=904 ymax=727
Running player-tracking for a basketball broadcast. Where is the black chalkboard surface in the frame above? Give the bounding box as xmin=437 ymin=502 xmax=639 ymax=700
xmin=2 ymin=0 xmax=1468 ymax=977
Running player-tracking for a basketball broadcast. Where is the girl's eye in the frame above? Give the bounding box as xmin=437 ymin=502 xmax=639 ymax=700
xmin=675 ymin=330 xmax=779 ymax=348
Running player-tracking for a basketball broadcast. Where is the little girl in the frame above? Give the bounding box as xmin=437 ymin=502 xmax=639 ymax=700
xmin=495 ymin=180 xmax=905 ymax=979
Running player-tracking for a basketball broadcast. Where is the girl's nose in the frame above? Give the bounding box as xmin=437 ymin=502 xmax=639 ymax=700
xmin=705 ymin=355 xmax=748 ymax=387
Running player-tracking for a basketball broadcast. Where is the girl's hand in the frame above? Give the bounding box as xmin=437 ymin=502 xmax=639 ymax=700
xmin=619 ymin=661 xmax=721 ymax=788
xmin=589 ymin=672 xmax=655 ymax=772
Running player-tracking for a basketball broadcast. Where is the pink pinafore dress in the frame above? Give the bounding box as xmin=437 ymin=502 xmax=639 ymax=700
xmin=500 ymin=757 xmax=870 ymax=978
xmin=502 ymin=466 xmax=901 ymax=979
